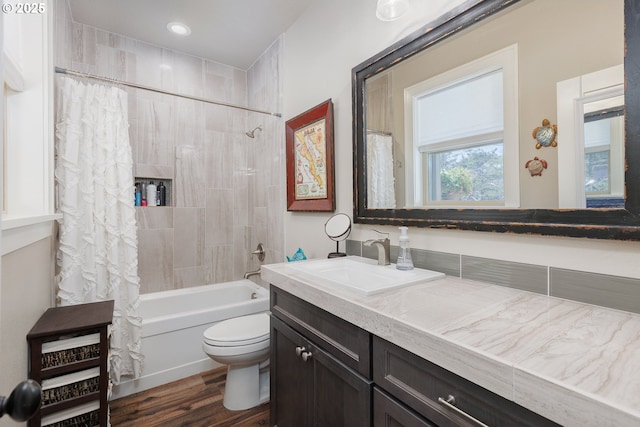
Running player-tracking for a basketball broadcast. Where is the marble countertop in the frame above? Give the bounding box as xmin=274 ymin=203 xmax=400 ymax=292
xmin=262 ymin=258 xmax=640 ymax=427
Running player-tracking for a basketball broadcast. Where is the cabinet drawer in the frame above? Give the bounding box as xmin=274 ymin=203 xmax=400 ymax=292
xmin=374 ymin=387 xmax=438 ymax=427
xmin=270 ymin=286 xmax=371 ymax=378
xmin=41 ymin=401 xmax=100 ymax=427
xmin=41 ymin=333 xmax=101 ymax=370
xmin=41 ymin=367 xmax=100 ymax=407
xmin=373 ymin=336 xmax=560 ymax=427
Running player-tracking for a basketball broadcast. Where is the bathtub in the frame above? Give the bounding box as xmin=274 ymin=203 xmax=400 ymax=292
xmin=111 ymin=280 xmax=269 ymax=399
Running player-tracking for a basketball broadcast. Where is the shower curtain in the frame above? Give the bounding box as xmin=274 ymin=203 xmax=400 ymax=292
xmin=367 ymin=133 xmax=396 ymax=208
xmin=55 ymin=76 xmax=143 ymax=383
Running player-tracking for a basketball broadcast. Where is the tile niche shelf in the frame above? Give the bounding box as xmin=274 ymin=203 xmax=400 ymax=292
xmin=135 ymin=177 xmax=172 ymax=207
xmin=26 ymin=300 xmax=114 ymax=427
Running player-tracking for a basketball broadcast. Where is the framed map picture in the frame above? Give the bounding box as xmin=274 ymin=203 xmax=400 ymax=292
xmin=286 ymin=99 xmax=335 ymax=211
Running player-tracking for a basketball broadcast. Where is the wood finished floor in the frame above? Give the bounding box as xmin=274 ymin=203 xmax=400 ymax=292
xmin=109 ymin=367 xmax=269 ymax=427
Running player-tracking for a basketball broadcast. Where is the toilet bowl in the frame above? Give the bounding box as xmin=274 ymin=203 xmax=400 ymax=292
xmin=202 ymin=312 xmax=270 ymax=410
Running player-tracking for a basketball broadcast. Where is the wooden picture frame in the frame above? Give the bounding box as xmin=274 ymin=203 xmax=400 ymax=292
xmin=286 ymin=99 xmax=335 ymax=211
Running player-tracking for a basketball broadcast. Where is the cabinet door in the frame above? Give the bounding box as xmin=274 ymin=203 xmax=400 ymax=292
xmin=310 ymin=343 xmax=372 ymax=427
xmin=271 ymin=315 xmax=311 ymax=427
xmin=373 ymin=387 xmax=438 ymax=427
xmin=271 ymin=286 xmax=371 ymax=377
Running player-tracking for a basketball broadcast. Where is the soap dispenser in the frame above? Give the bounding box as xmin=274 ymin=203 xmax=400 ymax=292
xmin=396 ymin=226 xmax=414 ymax=270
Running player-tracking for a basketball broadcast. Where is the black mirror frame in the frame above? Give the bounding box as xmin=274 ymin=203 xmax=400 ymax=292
xmin=352 ymin=0 xmax=640 ymax=240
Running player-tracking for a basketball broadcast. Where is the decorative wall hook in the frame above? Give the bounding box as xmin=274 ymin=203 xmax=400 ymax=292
xmin=525 ymin=156 xmax=548 ymax=176
xmin=532 ymin=119 xmax=557 ymax=149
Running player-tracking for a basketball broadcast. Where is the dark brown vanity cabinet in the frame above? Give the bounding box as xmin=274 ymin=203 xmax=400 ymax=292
xmin=270 ymin=286 xmax=372 ymax=427
xmin=373 ymin=336 xmax=561 ymax=427
xmin=270 ymin=284 xmax=562 ymax=427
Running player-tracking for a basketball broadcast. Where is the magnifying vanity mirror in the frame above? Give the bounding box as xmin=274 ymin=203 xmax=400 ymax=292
xmin=353 ymin=0 xmax=640 ymax=240
xmin=325 ymin=213 xmax=352 ymax=258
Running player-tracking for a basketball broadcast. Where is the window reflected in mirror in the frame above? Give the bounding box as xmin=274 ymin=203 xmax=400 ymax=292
xmin=557 ymin=64 xmax=624 ymax=209
xmin=403 ymin=44 xmax=519 ymax=208
xmin=416 ymin=68 xmax=504 ymax=205
xmin=584 ymin=105 xmax=625 ymax=207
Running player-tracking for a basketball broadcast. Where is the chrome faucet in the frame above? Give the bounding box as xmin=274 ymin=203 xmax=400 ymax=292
xmin=364 ymin=231 xmax=391 ymax=266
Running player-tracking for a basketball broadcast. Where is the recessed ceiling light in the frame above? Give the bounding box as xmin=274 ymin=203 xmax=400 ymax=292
xmin=167 ymin=22 xmax=191 ymax=36
xmin=376 ymin=0 xmax=410 ymax=21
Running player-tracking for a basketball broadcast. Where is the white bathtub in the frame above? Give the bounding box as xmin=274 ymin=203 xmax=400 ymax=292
xmin=111 ymin=280 xmax=269 ymax=399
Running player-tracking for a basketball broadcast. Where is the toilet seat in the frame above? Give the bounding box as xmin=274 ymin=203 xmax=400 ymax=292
xmin=203 ymin=313 xmax=269 ymax=347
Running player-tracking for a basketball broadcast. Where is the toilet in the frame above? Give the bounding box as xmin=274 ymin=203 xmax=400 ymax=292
xmin=202 ymin=312 xmax=270 ymax=410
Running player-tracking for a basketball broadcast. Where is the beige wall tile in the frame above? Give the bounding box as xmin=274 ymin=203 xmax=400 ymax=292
xmin=174 ymin=266 xmax=206 ymax=288
xmin=137 ymin=229 xmax=174 ymax=293
xmin=205 ymin=246 xmax=234 ymax=284
xmin=206 ymin=189 xmax=234 ymax=247
xmin=175 ymin=145 xmax=206 ymax=207
xmin=174 ymin=208 xmax=205 ymax=268
xmin=136 ymin=206 xmax=173 ymax=230
xmin=205 ymin=131 xmax=234 ymax=190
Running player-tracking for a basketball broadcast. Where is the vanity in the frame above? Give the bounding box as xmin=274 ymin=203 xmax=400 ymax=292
xmin=265 ymin=0 xmax=640 ymax=424
xmin=264 ymin=259 xmax=640 ymax=427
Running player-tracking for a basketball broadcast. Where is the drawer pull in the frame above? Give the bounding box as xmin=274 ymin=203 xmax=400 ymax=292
xmin=301 ymin=351 xmax=313 ymax=362
xmin=438 ymin=395 xmax=490 ymax=427
xmin=295 ymin=346 xmax=306 ymax=356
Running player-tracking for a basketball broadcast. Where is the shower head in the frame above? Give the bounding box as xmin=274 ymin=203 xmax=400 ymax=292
xmin=246 ymin=125 xmax=263 ymax=138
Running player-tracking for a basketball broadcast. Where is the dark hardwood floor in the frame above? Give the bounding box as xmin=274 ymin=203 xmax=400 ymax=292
xmin=110 ymin=367 xmax=269 ymax=427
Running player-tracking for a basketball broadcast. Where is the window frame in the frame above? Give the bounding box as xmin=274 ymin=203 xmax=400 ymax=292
xmin=2 ymin=4 xmax=59 ymax=255
xmin=404 ymin=44 xmax=519 ymax=208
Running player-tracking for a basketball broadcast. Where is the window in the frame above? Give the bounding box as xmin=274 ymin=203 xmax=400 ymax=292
xmin=2 ymin=4 xmax=59 ymax=255
xmin=404 ymin=45 xmax=519 ymax=207
xmin=583 ymin=107 xmax=624 ymax=198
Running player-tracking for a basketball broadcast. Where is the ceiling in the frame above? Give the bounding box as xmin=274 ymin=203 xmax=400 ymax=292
xmin=67 ymin=0 xmax=315 ymax=70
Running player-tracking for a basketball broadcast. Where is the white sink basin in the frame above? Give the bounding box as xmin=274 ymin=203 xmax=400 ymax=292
xmin=287 ymin=256 xmax=445 ymax=295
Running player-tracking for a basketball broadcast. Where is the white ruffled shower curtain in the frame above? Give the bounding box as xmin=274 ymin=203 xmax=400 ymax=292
xmin=367 ymin=133 xmax=396 ymax=208
xmin=55 ymin=76 xmax=143 ymax=383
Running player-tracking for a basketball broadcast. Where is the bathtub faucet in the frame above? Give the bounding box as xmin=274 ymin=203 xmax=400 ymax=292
xmin=243 ymin=269 xmax=261 ymax=280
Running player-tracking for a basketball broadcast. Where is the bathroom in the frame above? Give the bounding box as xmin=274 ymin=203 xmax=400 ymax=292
xmin=2 ymin=0 xmax=640 ymax=426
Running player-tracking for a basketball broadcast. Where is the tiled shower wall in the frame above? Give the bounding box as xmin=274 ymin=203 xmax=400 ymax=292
xmin=53 ymin=0 xmax=284 ymax=294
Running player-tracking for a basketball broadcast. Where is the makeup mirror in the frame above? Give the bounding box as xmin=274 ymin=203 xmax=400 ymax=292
xmin=325 ymin=213 xmax=352 ymax=258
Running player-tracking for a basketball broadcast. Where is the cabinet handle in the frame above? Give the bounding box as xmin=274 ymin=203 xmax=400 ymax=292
xmin=301 ymin=351 xmax=313 ymax=362
xmin=295 ymin=346 xmax=306 ymax=356
xmin=437 ymin=395 xmax=490 ymax=427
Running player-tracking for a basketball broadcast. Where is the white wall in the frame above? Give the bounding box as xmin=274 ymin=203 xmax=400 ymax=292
xmin=282 ymin=0 xmax=640 ymax=278
xmin=0 ymin=4 xmax=56 ymax=425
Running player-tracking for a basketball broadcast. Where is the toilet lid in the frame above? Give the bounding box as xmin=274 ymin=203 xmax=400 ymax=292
xmin=203 ymin=313 xmax=270 ymax=347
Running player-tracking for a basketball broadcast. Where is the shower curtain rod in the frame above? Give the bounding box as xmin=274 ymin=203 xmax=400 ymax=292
xmin=55 ymin=67 xmax=282 ymax=118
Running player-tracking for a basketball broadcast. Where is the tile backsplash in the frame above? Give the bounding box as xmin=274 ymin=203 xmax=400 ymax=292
xmin=348 ymin=239 xmax=640 ymax=314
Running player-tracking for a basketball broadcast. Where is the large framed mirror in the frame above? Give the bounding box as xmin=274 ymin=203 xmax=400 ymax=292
xmin=353 ymin=0 xmax=640 ymax=240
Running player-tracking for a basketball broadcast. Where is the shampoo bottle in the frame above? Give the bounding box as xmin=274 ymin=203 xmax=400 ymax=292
xmin=147 ymin=181 xmax=157 ymax=206
xmin=134 ymin=183 xmax=141 ymax=206
xmin=157 ymin=181 xmax=166 ymax=206
xmin=396 ymin=226 xmax=414 ymax=270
